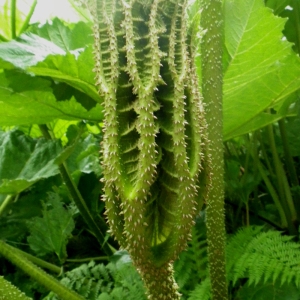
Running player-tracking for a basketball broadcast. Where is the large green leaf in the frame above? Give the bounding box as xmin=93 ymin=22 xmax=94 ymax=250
xmin=0 ymin=33 xmax=65 ymax=69
xmin=0 ymin=23 xmax=100 ymax=103
xmin=0 ymin=130 xmax=63 ymax=194
xmin=27 ymin=193 xmax=75 ymax=262
xmin=222 ymin=0 xmax=300 ymax=140
xmin=29 ymin=18 xmax=93 ymax=51
xmin=0 ymin=71 xmax=103 ymax=126
xmin=28 ymin=47 xmax=100 ymax=102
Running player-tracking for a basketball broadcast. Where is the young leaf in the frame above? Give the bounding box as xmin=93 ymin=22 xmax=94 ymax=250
xmin=0 ymin=130 xmax=63 ymax=194
xmin=27 ymin=193 xmax=75 ymax=262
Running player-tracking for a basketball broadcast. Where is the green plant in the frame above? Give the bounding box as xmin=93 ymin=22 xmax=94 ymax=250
xmin=186 ymin=226 xmax=300 ymax=300
xmin=44 ymin=251 xmax=147 ymax=300
xmin=1 ymin=0 xmax=300 ymax=299
xmin=80 ymin=0 xmax=209 ymax=298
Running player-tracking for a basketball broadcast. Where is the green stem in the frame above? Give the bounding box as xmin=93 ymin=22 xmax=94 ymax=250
xmin=10 ymin=0 xmax=17 ymax=39
xmin=256 ymin=160 xmax=288 ymax=228
xmin=278 ymin=119 xmax=299 ymax=187
xmin=19 ymin=0 xmax=38 ymax=35
xmin=200 ymin=0 xmax=228 ymax=299
xmin=0 ymin=195 xmax=14 ymax=217
xmin=66 ymin=256 xmax=109 ymax=263
xmin=292 ymin=0 xmax=300 ymax=54
xmin=257 ymin=130 xmax=275 ymax=177
xmin=12 ymin=247 xmax=61 ymax=274
xmin=266 ymin=123 xmax=297 ymax=234
xmin=0 ymin=241 xmax=84 ymax=300
xmin=38 ymin=124 xmax=113 ymax=256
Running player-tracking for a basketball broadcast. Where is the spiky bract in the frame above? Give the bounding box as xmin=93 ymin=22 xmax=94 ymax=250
xmin=86 ymin=0 xmax=206 ymax=298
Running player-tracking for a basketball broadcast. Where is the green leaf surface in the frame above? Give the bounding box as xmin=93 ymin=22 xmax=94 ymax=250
xmin=66 ymin=134 xmax=102 ymax=177
xmin=0 ymin=130 xmax=62 ymax=194
xmin=27 ymin=193 xmax=75 ymax=262
xmin=0 ymin=177 xmax=61 ymax=241
xmin=222 ymin=0 xmax=300 ymax=140
xmin=29 ymin=18 xmax=93 ymax=51
xmin=0 ymin=71 xmax=103 ymax=126
xmin=28 ymin=47 xmax=100 ymax=102
xmin=0 ymin=33 xmax=65 ymax=69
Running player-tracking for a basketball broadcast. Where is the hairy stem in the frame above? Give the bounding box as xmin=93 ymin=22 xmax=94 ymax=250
xmin=200 ymin=0 xmax=228 ymax=299
xmin=12 ymin=247 xmax=61 ymax=274
xmin=0 ymin=241 xmax=84 ymax=300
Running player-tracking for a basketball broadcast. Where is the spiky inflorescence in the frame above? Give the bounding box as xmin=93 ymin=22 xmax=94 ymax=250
xmin=85 ymin=0 xmax=206 ymax=298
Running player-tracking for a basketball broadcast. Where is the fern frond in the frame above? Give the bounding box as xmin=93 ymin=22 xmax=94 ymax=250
xmin=44 ymin=252 xmax=146 ymax=300
xmin=174 ymin=221 xmax=208 ymax=297
xmin=188 ymin=277 xmax=211 ymax=300
xmin=226 ymin=226 xmax=300 ymax=287
xmin=187 ymin=226 xmax=300 ymax=299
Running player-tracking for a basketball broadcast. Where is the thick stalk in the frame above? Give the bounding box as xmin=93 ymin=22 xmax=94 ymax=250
xmin=0 ymin=241 xmax=84 ymax=300
xmin=12 ymin=247 xmax=61 ymax=274
xmin=200 ymin=0 xmax=228 ymax=299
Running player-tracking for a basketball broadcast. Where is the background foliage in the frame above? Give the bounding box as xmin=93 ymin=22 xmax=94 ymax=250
xmin=0 ymin=0 xmax=300 ymax=299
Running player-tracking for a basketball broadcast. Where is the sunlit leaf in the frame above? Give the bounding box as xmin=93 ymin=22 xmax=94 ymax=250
xmin=0 ymin=71 xmax=103 ymax=126
xmin=219 ymin=0 xmax=300 ymax=139
xmin=29 ymin=18 xmax=93 ymax=51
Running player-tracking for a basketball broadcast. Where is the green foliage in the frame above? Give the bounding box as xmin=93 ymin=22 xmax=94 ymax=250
xmin=188 ymin=226 xmax=300 ymax=299
xmin=0 ymin=71 xmax=102 ymax=126
xmin=27 ymin=193 xmax=75 ymax=262
xmin=0 ymin=0 xmax=37 ymax=41
xmin=0 ymin=1 xmax=300 ymax=300
xmin=29 ymin=18 xmax=93 ymax=52
xmin=235 ymin=281 xmax=300 ymax=300
xmin=221 ymin=0 xmax=300 ymax=140
xmin=174 ymin=219 xmax=208 ymax=298
xmin=227 ymin=226 xmax=300 ymax=286
xmin=0 ymin=130 xmax=62 ymax=194
xmin=44 ymin=251 xmax=147 ymax=300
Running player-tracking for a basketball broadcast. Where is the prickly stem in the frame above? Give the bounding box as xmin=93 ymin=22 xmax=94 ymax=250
xmin=200 ymin=0 xmax=228 ymax=299
xmin=84 ymin=0 xmax=208 ymax=297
